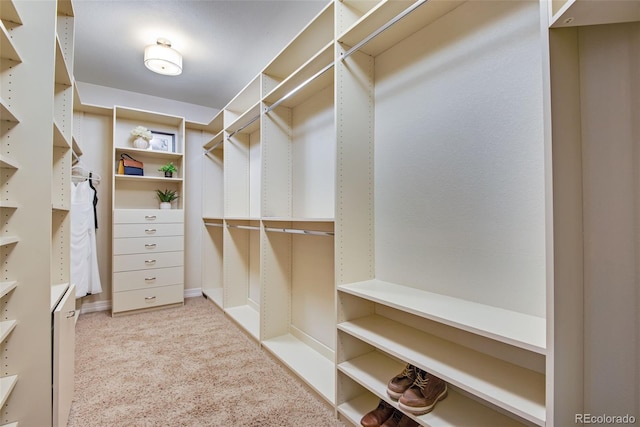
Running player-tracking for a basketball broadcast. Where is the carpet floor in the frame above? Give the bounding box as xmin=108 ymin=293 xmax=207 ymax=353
xmin=67 ymin=296 xmax=347 ymax=427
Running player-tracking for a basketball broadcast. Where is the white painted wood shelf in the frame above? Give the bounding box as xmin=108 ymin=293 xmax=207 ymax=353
xmin=0 ymin=236 xmax=19 ymax=247
xmin=202 ymin=287 xmax=223 ymax=308
xmin=550 ymin=0 xmax=640 ymax=28
xmin=0 ymin=154 xmax=19 ymax=170
xmin=339 ymin=280 xmax=545 ymax=354
xmin=225 ymin=305 xmax=260 ymax=340
xmin=338 ymin=315 xmax=545 ymax=425
xmin=262 ymin=333 xmax=335 ymax=404
xmin=0 ymin=99 xmax=19 ymax=123
xmin=338 ymin=351 xmax=524 ymax=427
xmin=50 ymin=283 xmax=69 ymax=313
xmin=0 ymin=375 xmax=18 ymax=408
xmin=0 ymin=320 xmax=16 ymax=344
xmin=0 ymin=281 xmax=17 ymax=298
xmin=0 ymin=20 xmax=21 ymax=62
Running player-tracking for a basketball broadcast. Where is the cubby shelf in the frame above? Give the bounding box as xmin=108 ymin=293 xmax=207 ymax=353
xmin=0 ymin=0 xmax=22 ymax=24
xmin=337 ymin=351 xmax=524 ymax=426
xmin=0 ymin=98 xmax=20 ymax=123
xmin=225 ymin=305 xmax=260 ymax=339
xmin=115 ymin=147 xmax=183 ymax=161
xmin=262 ymin=334 xmax=335 ymax=404
xmin=0 ymin=236 xmax=19 ymax=247
xmin=114 ymin=175 xmax=183 ymax=184
xmin=0 ymin=154 xmax=19 ymax=169
xmin=339 ymin=280 xmax=545 ymax=354
xmin=0 ymin=320 xmax=16 ymax=343
xmin=53 ymin=120 xmax=71 ymax=148
xmin=338 ymin=315 xmax=545 ymax=425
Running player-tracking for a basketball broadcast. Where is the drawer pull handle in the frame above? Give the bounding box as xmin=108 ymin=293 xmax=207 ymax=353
xmin=145 ymin=277 xmax=156 ymax=281
xmin=66 ymin=310 xmax=76 ymax=319
xmin=145 ymin=215 xmax=157 ymax=220
xmin=145 ymin=259 xmax=156 ymax=264
xmin=145 ymin=229 xmax=157 ymax=233
xmin=145 ymin=244 xmax=157 ymax=248
xmin=145 ymin=296 xmax=156 ymax=302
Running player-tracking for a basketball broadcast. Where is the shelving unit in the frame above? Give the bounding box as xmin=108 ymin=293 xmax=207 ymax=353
xmin=111 ymin=107 xmax=186 ymax=315
xmin=1 ymin=0 xmax=76 ymax=425
xmin=195 ymin=0 xmax=638 ymax=424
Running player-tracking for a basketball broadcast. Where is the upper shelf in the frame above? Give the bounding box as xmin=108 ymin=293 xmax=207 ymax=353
xmin=338 ymin=0 xmax=465 ymax=57
xmin=339 ymin=279 xmax=546 ymax=354
xmin=551 ymin=0 xmax=640 ymax=27
xmin=0 ymin=20 xmax=21 ymax=62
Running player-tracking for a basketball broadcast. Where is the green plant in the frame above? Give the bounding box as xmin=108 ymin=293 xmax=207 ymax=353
xmin=158 ymin=162 xmax=177 ymax=173
xmin=156 ymin=188 xmax=179 ymax=203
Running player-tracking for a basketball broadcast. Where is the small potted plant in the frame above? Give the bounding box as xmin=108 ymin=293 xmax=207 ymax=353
xmin=131 ymin=126 xmax=152 ymax=149
xmin=156 ymin=188 xmax=179 ymax=209
xmin=158 ymin=162 xmax=177 ymax=178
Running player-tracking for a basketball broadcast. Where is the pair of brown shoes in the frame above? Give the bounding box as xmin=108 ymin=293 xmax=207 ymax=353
xmin=360 ymin=399 xmax=418 ymax=427
xmin=387 ymin=364 xmax=448 ymax=415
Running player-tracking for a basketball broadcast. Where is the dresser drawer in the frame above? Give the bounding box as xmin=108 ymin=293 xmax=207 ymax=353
xmin=113 ymin=223 xmax=184 ymax=238
xmin=113 ymin=209 xmax=184 ymax=224
xmin=112 ymin=284 xmax=183 ymax=313
xmin=113 ymin=266 xmax=184 ymax=292
xmin=113 ymin=251 xmax=184 ymax=272
xmin=113 ymin=236 xmax=184 ymax=255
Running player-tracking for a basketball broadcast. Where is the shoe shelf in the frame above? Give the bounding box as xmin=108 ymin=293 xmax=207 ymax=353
xmin=337 ymin=350 xmax=523 ymax=426
xmin=339 ymin=280 xmax=545 ymax=354
xmin=338 ymin=315 xmax=545 ymax=425
xmin=225 ymin=305 xmax=260 ymax=340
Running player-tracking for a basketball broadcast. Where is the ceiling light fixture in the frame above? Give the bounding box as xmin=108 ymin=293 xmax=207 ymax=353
xmin=144 ymin=38 xmax=182 ymax=76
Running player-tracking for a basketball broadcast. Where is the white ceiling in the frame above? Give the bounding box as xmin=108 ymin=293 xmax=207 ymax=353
xmin=73 ymin=0 xmax=329 ymax=110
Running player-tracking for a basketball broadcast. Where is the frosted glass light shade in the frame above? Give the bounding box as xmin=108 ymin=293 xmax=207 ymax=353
xmin=144 ymin=40 xmax=182 ymax=76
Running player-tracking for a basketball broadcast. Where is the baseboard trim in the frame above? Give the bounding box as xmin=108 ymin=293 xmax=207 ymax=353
xmin=80 ymin=288 xmax=204 ymax=314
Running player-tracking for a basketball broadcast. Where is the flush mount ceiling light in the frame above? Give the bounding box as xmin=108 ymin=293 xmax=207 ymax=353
xmin=144 ymin=38 xmax=182 ymax=76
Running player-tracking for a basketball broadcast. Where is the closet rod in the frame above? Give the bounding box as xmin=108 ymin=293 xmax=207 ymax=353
xmin=264 ymin=226 xmax=334 ymax=237
xmin=341 ymin=0 xmax=428 ymax=60
xmin=204 ymin=222 xmax=224 ymax=228
xmin=264 ymin=61 xmax=335 ymax=114
xmin=227 ymin=224 xmax=260 ymax=231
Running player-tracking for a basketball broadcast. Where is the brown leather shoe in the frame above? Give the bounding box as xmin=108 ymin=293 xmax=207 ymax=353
xmin=360 ymin=399 xmax=394 ymax=427
xmin=398 ymin=369 xmax=448 ymax=415
xmin=380 ymin=409 xmax=419 ymax=427
xmin=387 ymin=364 xmax=417 ymax=400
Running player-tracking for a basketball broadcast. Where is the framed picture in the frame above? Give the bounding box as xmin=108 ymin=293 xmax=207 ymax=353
xmin=148 ymin=131 xmax=176 ymax=152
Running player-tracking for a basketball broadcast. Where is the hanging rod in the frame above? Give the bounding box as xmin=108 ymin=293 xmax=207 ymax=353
xmin=264 ymin=227 xmax=334 ymax=237
xmin=341 ymin=0 xmax=429 ymax=60
xmin=227 ymin=224 xmax=260 ymax=231
xmin=204 ymin=222 xmax=224 ymax=228
xmin=264 ymin=61 xmax=335 ymax=114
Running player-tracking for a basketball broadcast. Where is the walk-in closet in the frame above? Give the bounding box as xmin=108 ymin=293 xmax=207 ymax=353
xmin=1 ymin=0 xmax=638 ymax=426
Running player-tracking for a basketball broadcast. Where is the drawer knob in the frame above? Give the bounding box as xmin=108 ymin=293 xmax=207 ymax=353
xmin=144 ymin=277 xmax=156 ymax=281
xmin=145 ymin=243 xmax=157 ymax=248
xmin=145 ymin=215 xmax=157 ymax=220
xmin=145 ymin=229 xmax=157 ymax=234
xmin=145 ymin=296 xmax=156 ymax=302
xmin=145 ymin=259 xmax=156 ymax=264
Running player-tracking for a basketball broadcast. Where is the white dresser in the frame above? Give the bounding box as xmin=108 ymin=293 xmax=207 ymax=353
xmin=112 ymin=209 xmax=184 ymax=314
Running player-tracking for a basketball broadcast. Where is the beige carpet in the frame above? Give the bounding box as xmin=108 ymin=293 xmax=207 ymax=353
xmin=68 ymin=296 xmax=346 ymax=427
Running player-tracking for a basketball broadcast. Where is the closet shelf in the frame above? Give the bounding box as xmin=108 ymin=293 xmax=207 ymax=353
xmin=225 ymin=305 xmax=260 ymax=340
xmin=0 ymin=154 xmax=20 ymax=170
xmin=114 ymin=175 xmax=183 ymax=184
xmin=262 ymin=333 xmax=335 ymax=404
xmin=262 ymin=216 xmax=334 ymax=223
xmin=50 ymin=283 xmax=69 ymax=313
xmin=0 ymin=375 xmax=17 ymax=408
xmin=54 ymin=37 xmax=72 ymax=86
xmin=0 ymin=20 xmax=21 ymax=62
xmin=53 ymin=120 xmax=71 ymax=149
xmin=0 ymin=236 xmax=19 ymax=247
xmin=0 ymin=0 xmax=22 ymax=24
xmin=226 ymin=102 xmax=261 ymax=136
xmin=203 ymin=130 xmax=224 ymax=151
xmin=0 ymin=281 xmax=17 ymax=298
xmin=202 ymin=287 xmax=223 ymax=308
xmin=52 ymin=203 xmax=70 ymax=212
xmin=264 ymin=227 xmax=334 ymax=237
xmin=115 ymin=147 xmax=183 ymax=160
xmin=263 ymin=42 xmax=334 ymax=108
xmin=0 ymin=201 xmax=18 ymax=209
xmin=550 ymin=0 xmax=640 ymax=28
xmin=0 ymin=97 xmax=20 ymax=124
xmin=338 ymin=315 xmax=545 ymax=426
xmin=0 ymin=320 xmax=16 ymax=344
xmin=339 ymin=280 xmax=546 ymax=354
xmin=338 ymin=0 xmax=465 ymax=57
xmin=337 ymin=351 xmax=524 ymax=426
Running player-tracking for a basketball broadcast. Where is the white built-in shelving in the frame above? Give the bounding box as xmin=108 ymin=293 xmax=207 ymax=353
xmin=195 ymin=0 xmax=639 ymax=425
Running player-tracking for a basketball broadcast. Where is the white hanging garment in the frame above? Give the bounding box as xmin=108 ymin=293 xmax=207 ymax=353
xmin=71 ymin=179 xmax=103 ymax=297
